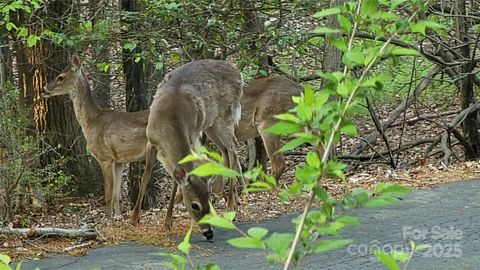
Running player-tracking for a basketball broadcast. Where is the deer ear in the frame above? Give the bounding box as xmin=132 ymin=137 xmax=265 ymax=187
xmin=71 ymin=54 xmax=81 ymax=71
xmin=173 ymin=165 xmax=189 ymax=187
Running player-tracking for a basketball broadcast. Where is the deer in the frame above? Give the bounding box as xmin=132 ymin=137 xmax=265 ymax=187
xmin=131 ymin=59 xmax=243 ymax=240
xmin=42 ymin=54 xmax=152 ymax=219
xmin=209 ymin=75 xmax=304 ymax=197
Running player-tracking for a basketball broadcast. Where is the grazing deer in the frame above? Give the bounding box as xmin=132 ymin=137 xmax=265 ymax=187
xmin=131 ymin=59 xmax=243 ymax=240
xmin=210 ymin=75 xmax=303 ymax=197
xmin=42 ymin=54 xmax=152 ymax=219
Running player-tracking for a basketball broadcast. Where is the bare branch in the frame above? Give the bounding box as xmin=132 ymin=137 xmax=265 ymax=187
xmin=351 ymin=66 xmax=442 ymax=155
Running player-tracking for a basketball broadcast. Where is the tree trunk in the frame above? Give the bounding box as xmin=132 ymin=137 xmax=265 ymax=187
xmin=241 ymin=0 xmax=269 ymax=171
xmin=90 ymin=0 xmax=111 ymax=108
xmin=121 ymin=0 xmax=157 ymax=209
xmin=323 ymin=0 xmax=345 ymax=157
xmin=0 ymin=27 xmax=12 ymax=86
xmin=455 ymin=0 xmax=479 ymax=159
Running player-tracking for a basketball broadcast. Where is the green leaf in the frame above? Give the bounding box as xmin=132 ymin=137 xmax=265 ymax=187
xmin=0 ymin=254 xmax=11 ymax=265
xmin=178 ymin=153 xmax=199 ymax=164
xmin=341 ymin=124 xmax=358 ymax=136
xmin=15 ymin=262 xmax=22 ymax=270
xmin=314 ymin=91 xmax=330 ymax=106
xmin=330 ymin=37 xmax=347 ymax=52
xmin=390 ymin=250 xmax=410 ymax=263
xmin=17 ymin=27 xmax=28 ymax=37
xmin=314 ymin=239 xmax=353 ymax=253
xmin=273 ymin=113 xmax=300 ymax=123
xmin=361 ymin=0 xmax=378 ymax=16
xmin=391 ymin=48 xmax=421 ymax=56
xmin=365 ymin=197 xmax=399 ymax=208
xmin=189 ymin=162 xmax=239 ymax=178
xmin=248 ymin=227 xmax=268 ymax=240
xmin=265 ymin=233 xmax=294 ymax=253
xmin=223 ymin=211 xmax=236 ymax=221
xmin=277 ymin=138 xmax=307 ymax=153
xmin=373 ymin=250 xmax=400 ymax=270
xmin=6 ymin=22 xmax=16 ymax=31
xmin=306 ymin=152 xmax=320 ymax=169
xmin=178 ymin=226 xmax=192 ymax=255
xmin=313 ymin=186 xmax=328 ymax=201
xmin=391 ymin=0 xmax=407 ymax=9
xmin=312 ymin=7 xmax=341 ymax=18
xmin=337 ymin=82 xmax=349 ymax=96
xmin=199 ymin=214 xmax=236 ymax=229
xmin=204 ymin=262 xmax=221 ymax=270
xmin=336 ymin=215 xmax=360 ymax=226
xmin=304 ymin=84 xmax=314 ymax=105
xmin=375 ymin=183 xmax=411 ymax=196
xmin=266 ymin=121 xmax=303 ymax=135
xmin=342 ymin=51 xmax=365 ymax=67
xmin=246 ymin=181 xmax=273 ymax=192
xmin=228 ymin=236 xmax=265 ymax=249
xmin=312 ymin=27 xmax=341 ymax=34
xmin=338 ymin=15 xmax=352 ymax=33
xmin=123 ymin=41 xmax=137 ymax=51
xmin=414 ymin=243 xmax=431 ymax=252
xmin=410 ymin=20 xmax=446 ymax=35
xmin=296 ymin=102 xmax=313 ymax=121
xmin=295 ymin=165 xmax=320 ymax=186
xmin=27 ymin=35 xmax=40 ymax=47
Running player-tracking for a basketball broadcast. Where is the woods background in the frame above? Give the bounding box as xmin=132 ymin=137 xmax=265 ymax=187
xmin=1 ymin=0 xmax=479 ymax=224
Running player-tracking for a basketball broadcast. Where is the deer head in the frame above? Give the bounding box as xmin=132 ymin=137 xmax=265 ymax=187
xmin=42 ymin=54 xmax=82 ymax=98
xmin=173 ymin=165 xmax=213 ymax=240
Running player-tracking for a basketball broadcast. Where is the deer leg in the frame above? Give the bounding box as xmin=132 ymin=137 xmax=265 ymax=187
xmin=99 ymin=161 xmax=114 ymax=218
xmin=205 ymin=126 xmax=241 ymax=212
xmin=112 ymin=162 xmax=126 ymax=219
xmin=131 ymin=144 xmax=157 ymax=225
xmin=164 ymin=180 xmax=177 ymax=229
xmin=259 ymin=122 xmax=286 ymax=180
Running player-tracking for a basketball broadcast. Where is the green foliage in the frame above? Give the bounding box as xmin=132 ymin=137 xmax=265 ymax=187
xmin=0 ymin=84 xmax=70 ymax=223
xmin=0 ymin=253 xmax=30 ymax=270
xmin=373 ymin=241 xmax=429 ymax=270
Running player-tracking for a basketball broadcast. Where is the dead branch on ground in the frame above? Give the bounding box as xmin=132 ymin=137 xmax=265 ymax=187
xmin=0 ymin=225 xmax=97 ymax=240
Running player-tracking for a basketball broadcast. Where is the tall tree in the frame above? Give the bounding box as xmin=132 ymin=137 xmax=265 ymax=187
xmin=89 ymin=0 xmax=111 ymax=108
xmin=241 ymin=0 xmax=269 ymax=171
xmin=121 ymin=0 xmax=157 ymax=209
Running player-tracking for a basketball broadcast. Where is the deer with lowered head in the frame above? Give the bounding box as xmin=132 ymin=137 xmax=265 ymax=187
xmin=210 ymin=75 xmax=303 ymax=197
xmin=42 ymin=54 xmax=150 ymax=219
xmin=131 ymin=59 xmax=243 ymax=240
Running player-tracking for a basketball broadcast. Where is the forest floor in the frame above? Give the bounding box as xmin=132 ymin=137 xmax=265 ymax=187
xmin=2 ymin=100 xmax=480 ymax=261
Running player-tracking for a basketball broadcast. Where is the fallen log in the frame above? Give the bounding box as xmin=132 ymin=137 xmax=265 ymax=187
xmin=0 ymin=225 xmax=97 ymax=240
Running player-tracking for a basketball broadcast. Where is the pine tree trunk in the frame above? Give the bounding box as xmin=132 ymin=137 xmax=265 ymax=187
xmin=121 ymin=0 xmax=157 ymax=209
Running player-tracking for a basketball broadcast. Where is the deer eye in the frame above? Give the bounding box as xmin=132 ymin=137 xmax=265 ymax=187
xmin=57 ymin=75 xmax=64 ymax=82
xmin=191 ymin=202 xmax=201 ymax=211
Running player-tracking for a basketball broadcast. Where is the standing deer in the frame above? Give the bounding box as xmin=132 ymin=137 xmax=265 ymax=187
xmin=42 ymin=54 xmax=152 ymax=219
xmin=131 ymin=59 xmax=243 ymax=240
xmin=210 ymin=75 xmax=303 ymax=197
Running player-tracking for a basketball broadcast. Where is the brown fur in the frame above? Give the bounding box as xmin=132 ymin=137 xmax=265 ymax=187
xmin=210 ymin=75 xmax=304 ymax=200
xmin=42 ymin=55 xmax=150 ymax=218
xmin=132 ymin=60 xmax=243 ymax=236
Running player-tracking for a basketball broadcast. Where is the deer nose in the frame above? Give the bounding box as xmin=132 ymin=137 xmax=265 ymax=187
xmin=202 ymin=227 xmax=214 ymax=241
